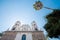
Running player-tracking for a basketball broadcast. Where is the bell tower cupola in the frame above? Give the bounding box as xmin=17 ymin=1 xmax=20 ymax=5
xmin=31 ymin=21 xmax=38 ymax=31
xmin=12 ymin=21 xmax=21 ymax=30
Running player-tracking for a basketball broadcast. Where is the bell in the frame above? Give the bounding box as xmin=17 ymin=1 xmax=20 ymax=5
xmin=33 ymin=1 xmax=43 ymax=10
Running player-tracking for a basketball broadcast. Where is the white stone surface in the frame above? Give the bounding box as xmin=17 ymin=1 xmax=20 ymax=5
xmin=11 ymin=21 xmax=38 ymax=31
xmin=15 ymin=33 xmax=32 ymax=40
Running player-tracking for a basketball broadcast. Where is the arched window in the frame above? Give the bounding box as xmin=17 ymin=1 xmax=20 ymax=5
xmin=22 ymin=34 xmax=26 ymax=40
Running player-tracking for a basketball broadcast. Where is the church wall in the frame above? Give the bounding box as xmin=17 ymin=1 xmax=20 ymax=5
xmin=32 ymin=31 xmax=45 ymax=40
xmin=0 ymin=31 xmax=45 ymax=40
xmin=15 ymin=32 xmax=32 ymax=40
xmin=0 ymin=31 xmax=17 ymax=40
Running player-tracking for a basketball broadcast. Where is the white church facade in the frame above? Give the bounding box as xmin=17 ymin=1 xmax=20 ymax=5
xmin=0 ymin=21 xmax=45 ymax=40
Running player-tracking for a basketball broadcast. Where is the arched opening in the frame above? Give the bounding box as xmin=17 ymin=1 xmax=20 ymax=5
xmin=12 ymin=27 xmax=16 ymax=30
xmin=22 ymin=34 xmax=26 ymax=40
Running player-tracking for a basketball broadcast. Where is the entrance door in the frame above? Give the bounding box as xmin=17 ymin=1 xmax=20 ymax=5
xmin=22 ymin=34 xmax=26 ymax=40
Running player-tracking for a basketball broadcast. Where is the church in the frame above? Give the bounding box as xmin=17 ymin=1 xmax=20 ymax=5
xmin=0 ymin=21 xmax=45 ymax=40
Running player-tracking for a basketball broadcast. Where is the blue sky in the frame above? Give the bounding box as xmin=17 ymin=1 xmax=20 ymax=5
xmin=0 ymin=0 xmax=60 ymax=40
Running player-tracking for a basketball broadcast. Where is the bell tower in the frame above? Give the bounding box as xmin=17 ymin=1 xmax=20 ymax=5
xmin=12 ymin=21 xmax=21 ymax=31
xmin=31 ymin=21 xmax=38 ymax=31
